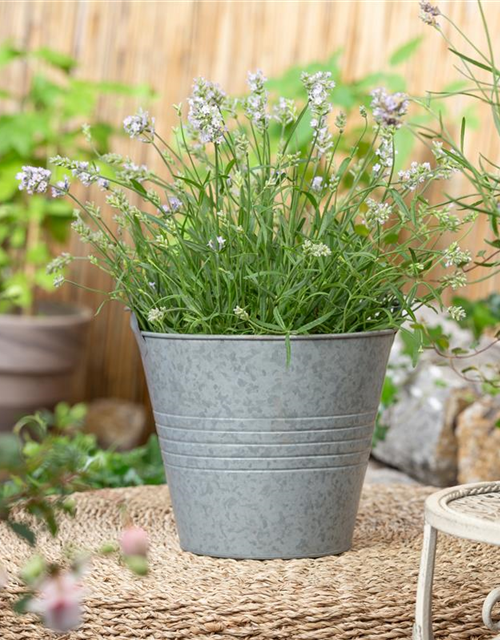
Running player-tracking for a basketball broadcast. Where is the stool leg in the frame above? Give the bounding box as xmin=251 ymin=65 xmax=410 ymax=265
xmin=413 ymin=523 xmax=437 ymax=640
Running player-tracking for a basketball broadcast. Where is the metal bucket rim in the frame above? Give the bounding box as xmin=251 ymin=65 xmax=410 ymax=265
xmin=133 ymin=318 xmax=396 ymax=342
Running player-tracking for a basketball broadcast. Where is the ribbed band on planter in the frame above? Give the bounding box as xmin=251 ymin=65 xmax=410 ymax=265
xmin=1 ymin=484 xmax=500 ymax=639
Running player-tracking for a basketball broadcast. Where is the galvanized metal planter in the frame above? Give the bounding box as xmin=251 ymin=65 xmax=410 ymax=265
xmin=131 ymin=314 xmax=395 ymax=559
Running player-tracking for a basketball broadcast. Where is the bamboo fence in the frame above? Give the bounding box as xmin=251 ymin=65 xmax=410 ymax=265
xmin=1 ymin=0 xmax=500 ymax=409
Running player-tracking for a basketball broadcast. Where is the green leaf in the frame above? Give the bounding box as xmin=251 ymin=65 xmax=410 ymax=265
xmin=380 ymin=375 xmax=398 ymax=407
xmin=300 ymin=190 xmax=318 ymax=210
xmin=124 ymin=554 xmax=148 ymax=575
xmin=131 ymin=179 xmax=148 ymax=196
xmin=354 ymin=224 xmax=370 ymax=237
xmin=449 ymin=47 xmax=495 ymax=73
xmin=0 ymin=43 xmax=24 ymax=68
xmin=7 ymin=521 xmax=36 ymax=546
xmin=460 ymin=117 xmax=466 ymax=152
xmin=13 ymin=594 xmax=34 ymax=614
xmin=34 ymin=47 xmax=76 ymax=73
xmin=383 ymin=230 xmax=399 ymax=244
xmin=389 ymin=36 xmax=424 ymax=66
xmin=0 ymin=434 xmax=22 ymax=468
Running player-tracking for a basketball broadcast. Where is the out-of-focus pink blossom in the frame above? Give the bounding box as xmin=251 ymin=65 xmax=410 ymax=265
xmin=28 ymin=570 xmax=83 ymax=634
xmin=119 ymin=525 xmax=149 ymax=557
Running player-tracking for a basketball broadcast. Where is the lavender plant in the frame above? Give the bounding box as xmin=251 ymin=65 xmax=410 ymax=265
xmin=19 ymin=71 xmax=476 ymax=338
xmin=416 ymin=0 xmax=500 ymax=257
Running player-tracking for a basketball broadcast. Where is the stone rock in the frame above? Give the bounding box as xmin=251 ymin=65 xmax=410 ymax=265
xmin=372 ymin=305 xmax=500 ymax=487
xmin=373 ymin=364 xmax=478 ymax=486
xmin=365 ymin=459 xmax=420 ymax=485
xmin=84 ymin=398 xmax=147 ymax=450
xmin=456 ymin=396 xmax=500 ymax=483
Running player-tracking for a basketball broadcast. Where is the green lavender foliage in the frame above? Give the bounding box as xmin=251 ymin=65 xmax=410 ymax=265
xmin=44 ymin=70 xmax=476 ymax=338
xmin=416 ymin=0 xmax=500 ymax=279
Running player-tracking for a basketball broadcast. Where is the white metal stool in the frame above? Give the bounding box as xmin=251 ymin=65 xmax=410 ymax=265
xmin=414 ymin=481 xmax=500 ymax=640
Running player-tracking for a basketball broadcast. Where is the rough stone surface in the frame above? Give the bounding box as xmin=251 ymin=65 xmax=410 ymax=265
xmin=365 ymin=458 xmax=419 ymax=485
xmin=372 ymin=358 xmax=478 ymax=486
xmin=456 ymin=395 xmax=500 ymax=483
xmin=371 ymin=307 xmax=500 ymax=487
xmin=84 ymin=398 xmax=146 ymax=449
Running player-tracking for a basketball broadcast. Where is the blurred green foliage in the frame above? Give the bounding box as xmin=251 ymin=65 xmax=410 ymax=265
xmin=373 ymin=375 xmax=399 ymax=443
xmin=0 ymin=402 xmax=165 ymax=546
xmin=0 ymin=42 xmax=154 ymax=313
xmin=452 ymin=293 xmax=500 ymax=340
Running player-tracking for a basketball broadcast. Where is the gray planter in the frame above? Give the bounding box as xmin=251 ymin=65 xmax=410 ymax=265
xmin=131 ymin=315 xmax=394 ymax=559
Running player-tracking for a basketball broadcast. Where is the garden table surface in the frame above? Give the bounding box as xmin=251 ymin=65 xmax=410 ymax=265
xmin=0 ymin=483 xmax=499 ymax=639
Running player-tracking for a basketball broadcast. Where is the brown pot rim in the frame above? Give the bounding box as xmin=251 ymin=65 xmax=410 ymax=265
xmin=0 ymin=302 xmax=92 ymax=328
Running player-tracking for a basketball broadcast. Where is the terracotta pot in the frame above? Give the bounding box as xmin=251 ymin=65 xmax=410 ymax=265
xmin=0 ymin=302 xmax=92 ymax=430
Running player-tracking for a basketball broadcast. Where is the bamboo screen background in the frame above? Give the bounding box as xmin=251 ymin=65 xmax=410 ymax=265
xmin=1 ymin=0 xmax=500 ymax=410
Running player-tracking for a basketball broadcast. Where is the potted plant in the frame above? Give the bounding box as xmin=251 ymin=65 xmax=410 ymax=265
xmin=0 ymin=44 xmax=151 ymax=430
xmin=26 ymin=70 xmax=476 ymax=559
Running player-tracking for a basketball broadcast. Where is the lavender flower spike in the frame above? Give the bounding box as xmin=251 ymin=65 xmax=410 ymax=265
xmin=301 ymin=71 xmax=336 ymax=157
xmin=419 ymin=0 xmax=440 ymax=27
xmin=370 ymin=88 xmax=409 ymax=129
xmin=16 ymin=166 xmax=51 ymax=195
xmin=244 ymin=70 xmax=269 ymax=130
xmin=51 ymin=175 xmax=70 ymax=198
xmin=188 ymin=77 xmax=226 ymax=145
xmin=123 ymin=108 xmax=155 ymax=140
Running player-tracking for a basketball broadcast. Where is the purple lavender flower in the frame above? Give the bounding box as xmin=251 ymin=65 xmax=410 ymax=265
xmin=188 ymin=78 xmax=226 ymax=145
xmin=51 ymin=175 xmax=70 ymax=198
xmin=301 ymin=72 xmax=336 ymax=157
xmin=71 ymin=161 xmax=98 ymax=186
xmin=244 ymin=70 xmax=269 ymax=130
xmin=123 ymin=108 xmax=155 ymax=140
xmin=16 ymin=166 xmax=51 ymax=195
xmin=311 ymin=176 xmax=324 ymax=192
xmin=160 ymin=197 xmax=182 ymax=215
xmin=273 ymin=97 xmax=297 ymax=126
xmin=370 ymin=88 xmax=409 ymax=129
xmin=419 ymin=0 xmax=440 ymax=27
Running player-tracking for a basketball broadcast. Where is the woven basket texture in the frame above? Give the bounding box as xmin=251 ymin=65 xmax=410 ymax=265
xmin=0 ymin=484 xmax=498 ymax=639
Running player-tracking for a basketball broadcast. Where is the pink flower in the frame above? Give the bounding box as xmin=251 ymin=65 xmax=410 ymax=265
xmin=28 ymin=570 xmax=83 ymax=634
xmin=119 ymin=526 xmax=149 ymax=557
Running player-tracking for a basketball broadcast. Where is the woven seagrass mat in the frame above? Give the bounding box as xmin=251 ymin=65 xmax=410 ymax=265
xmin=0 ymin=483 xmax=499 ymax=639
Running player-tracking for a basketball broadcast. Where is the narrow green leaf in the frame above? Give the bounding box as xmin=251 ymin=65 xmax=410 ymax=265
xmin=449 ymin=47 xmax=494 ymax=73
xmin=300 ymin=190 xmax=318 ymax=210
xmin=130 ymin=179 xmax=147 ymax=197
xmin=491 ymin=103 xmax=500 ymax=137
xmin=389 ymin=36 xmax=423 ymax=66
